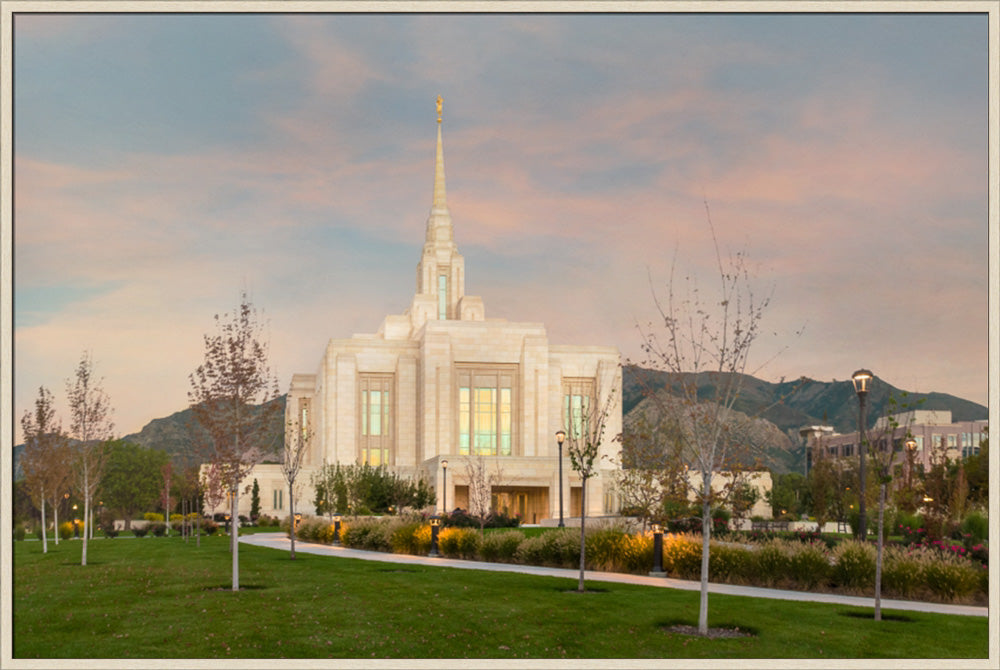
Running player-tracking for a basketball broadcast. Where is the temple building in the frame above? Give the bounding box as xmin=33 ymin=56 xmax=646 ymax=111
xmin=235 ymin=99 xmax=622 ymax=524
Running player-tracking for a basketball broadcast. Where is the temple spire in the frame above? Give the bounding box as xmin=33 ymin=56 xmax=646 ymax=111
xmin=432 ymin=95 xmax=447 ymax=210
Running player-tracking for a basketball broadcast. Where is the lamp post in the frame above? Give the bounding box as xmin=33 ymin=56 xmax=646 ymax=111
xmin=904 ymin=438 xmax=917 ymax=512
xmin=649 ymin=523 xmax=666 ymax=576
xmin=429 ymin=516 xmax=441 ymax=557
xmin=851 ymin=368 xmax=873 ymax=541
xmin=333 ymin=514 xmax=342 ymax=545
xmin=555 ymin=430 xmax=566 ymax=527
xmin=441 ymin=459 xmax=449 ymax=515
xmin=72 ymin=504 xmax=79 ymax=538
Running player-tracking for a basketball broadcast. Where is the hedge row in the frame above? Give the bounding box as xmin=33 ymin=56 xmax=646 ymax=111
xmin=284 ymin=516 xmax=987 ymax=605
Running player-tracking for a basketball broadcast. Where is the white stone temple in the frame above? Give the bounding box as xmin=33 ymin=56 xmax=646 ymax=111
xmin=232 ymin=98 xmax=622 ymax=524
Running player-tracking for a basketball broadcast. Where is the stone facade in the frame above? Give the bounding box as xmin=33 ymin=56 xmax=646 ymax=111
xmin=219 ymin=102 xmax=622 ymax=524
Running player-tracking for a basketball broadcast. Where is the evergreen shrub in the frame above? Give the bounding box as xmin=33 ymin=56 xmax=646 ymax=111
xmin=58 ymin=522 xmax=74 ymax=540
xmin=144 ymin=512 xmax=164 ymax=522
xmin=751 ymin=540 xmax=792 ymax=587
xmin=132 ymin=525 xmax=148 ymax=538
xmin=150 ymin=523 xmax=167 ymax=537
xmin=960 ymin=511 xmax=988 ymax=544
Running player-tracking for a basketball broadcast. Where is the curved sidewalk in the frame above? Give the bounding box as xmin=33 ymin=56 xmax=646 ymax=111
xmin=241 ymin=533 xmax=987 ymax=618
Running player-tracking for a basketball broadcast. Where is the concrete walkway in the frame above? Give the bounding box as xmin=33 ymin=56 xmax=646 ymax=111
xmin=240 ymin=532 xmax=987 ymax=618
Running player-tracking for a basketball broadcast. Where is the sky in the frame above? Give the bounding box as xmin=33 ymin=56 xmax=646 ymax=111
xmin=6 ymin=8 xmax=995 ymax=446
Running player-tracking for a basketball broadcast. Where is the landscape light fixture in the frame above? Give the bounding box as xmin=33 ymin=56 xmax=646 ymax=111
xmin=333 ymin=514 xmax=342 ymax=545
xmin=851 ymin=368 xmax=873 ymax=541
xmin=650 ymin=523 xmax=665 ymax=576
xmin=429 ymin=516 xmax=441 ymax=557
xmin=441 ymin=459 xmax=449 ymax=514
xmin=555 ymin=430 xmax=566 ymax=528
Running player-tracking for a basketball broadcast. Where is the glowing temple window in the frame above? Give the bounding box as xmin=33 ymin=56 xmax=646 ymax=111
xmin=457 ymin=367 xmax=516 ymax=456
xmin=360 ymin=375 xmax=393 ymax=466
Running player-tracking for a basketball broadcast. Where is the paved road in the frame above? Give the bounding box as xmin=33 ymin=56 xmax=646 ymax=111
xmin=240 ymin=533 xmax=987 ymax=618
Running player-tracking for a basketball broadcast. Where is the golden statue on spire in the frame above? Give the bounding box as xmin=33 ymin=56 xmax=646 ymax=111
xmin=436 ymin=95 xmax=443 ymax=124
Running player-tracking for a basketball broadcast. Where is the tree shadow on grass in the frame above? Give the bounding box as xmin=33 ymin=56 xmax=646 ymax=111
xmin=838 ymin=610 xmax=914 ymax=622
xmin=658 ymin=617 xmax=758 ymax=639
xmin=203 ymin=584 xmax=267 ymax=591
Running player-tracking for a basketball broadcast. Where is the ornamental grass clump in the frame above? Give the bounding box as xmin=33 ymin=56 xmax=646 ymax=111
xmin=785 ymin=541 xmax=831 ymax=590
xmin=708 ymin=542 xmax=753 ymax=584
xmin=750 ymin=539 xmax=792 ymax=587
xmin=920 ymin=550 xmax=981 ymax=601
xmin=516 ymin=528 xmax=578 ymax=568
xmin=881 ymin=545 xmax=926 ymax=599
xmin=342 ymin=517 xmax=391 ymax=551
xmin=480 ymin=530 xmax=525 ymax=563
xmin=438 ymin=527 xmax=481 ymax=559
xmin=831 ymin=540 xmax=875 ymax=592
xmin=661 ymin=533 xmax=701 ymax=579
xmin=389 ymin=521 xmax=424 ymax=555
xmin=586 ymin=524 xmax=637 ymax=573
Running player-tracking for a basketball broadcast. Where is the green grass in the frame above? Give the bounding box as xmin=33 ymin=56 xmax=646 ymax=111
xmin=12 ymin=534 xmax=989 ymax=660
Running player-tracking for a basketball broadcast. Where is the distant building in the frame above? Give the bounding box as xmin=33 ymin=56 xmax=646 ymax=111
xmin=800 ymin=410 xmax=987 ymax=473
xmin=217 ymin=99 xmax=622 ymax=523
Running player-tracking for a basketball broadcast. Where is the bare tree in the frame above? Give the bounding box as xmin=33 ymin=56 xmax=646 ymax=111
xmin=161 ymin=461 xmax=173 ymax=536
xmin=20 ymin=386 xmax=70 ymax=553
xmin=865 ymin=393 xmax=919 ymax=621
xmin=189 ymin=291 xmax=280 ymax=591
xmin=637 ymin=208 xmax=783 ymax=635
xmin=66 ymin=352 xmax=115 ymax=566
xmin=565 ymin=387 xmax=617 ymax=593
xmin=462 ymin=454 xmax=505 ymax=537
xmin=613 ymin=412 xmax=685 ymax=530
xmin=282 ymin=412 xmax=311 ymax=559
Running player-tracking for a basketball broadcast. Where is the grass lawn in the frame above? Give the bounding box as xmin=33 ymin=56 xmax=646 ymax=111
xmin=11 ymin=534 xmax=989 ymax=660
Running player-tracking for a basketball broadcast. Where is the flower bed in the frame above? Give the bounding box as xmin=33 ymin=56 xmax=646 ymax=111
xmin=285 ymin=515 xmax=988 ymax=606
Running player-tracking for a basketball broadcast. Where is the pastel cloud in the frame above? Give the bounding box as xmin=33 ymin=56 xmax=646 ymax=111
xmin=9 ymin=12 xmax=989 ymax=445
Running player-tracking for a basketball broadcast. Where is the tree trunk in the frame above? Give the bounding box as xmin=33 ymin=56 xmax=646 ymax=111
xmin=577 ymin=476 xmax=587 ymax=593
xmin=289 ymin=483 xmax=297 ymax=560
xmin=40 ymin=497 xmax=48 ymax=553
xmin=231 ymin=487 xmax=239 ymax=592
xmin=875 ymin=483 xmax=886 ymax=621
xmin=81 ymin=467 xmax=90 ymax=567
xmin=53 ymin=504 xmax=60 ymax=546
xmin=698 ymin=473 xmax=711 ymax=635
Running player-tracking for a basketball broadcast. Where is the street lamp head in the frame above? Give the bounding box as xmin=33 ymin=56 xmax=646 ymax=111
xmin=430 ymin=516 xmax=441 ymax=527
xmin=333 ymin=514 xmax=342 ymax=523
xmin=555 ymin=430 xmax=566 ymax=445
xmin=851 ymin=369 xmax=874 ymax=396
xmin=905 ymin=438 xmax=917 ymax=450
xmin=651 ymin=523 xmax=663 ymax=534
xmin=441 ymin=459 xmax=448 ymax=471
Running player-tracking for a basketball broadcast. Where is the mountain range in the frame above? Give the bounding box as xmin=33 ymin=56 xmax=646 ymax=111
xmin=13 ymin=367 xmax=986 ymax=478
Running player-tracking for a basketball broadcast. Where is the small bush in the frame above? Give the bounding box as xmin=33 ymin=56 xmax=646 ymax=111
xmin=149 ymin=523 xmax=167 ymax=537
xmin=144 ymin=512 xmax=165 ymax=523
xmin=201 ymin=520 xmax=218 ymax=535
xmin=58 ymin=522 xmax=74 ymax=540
xmin=132 ymin=525 xmax=149 ymax=538
xmin=480 ymin=530 xmax=525 ymax=563
xmin=831 ymin=540 xmax=875 ymax=591
xmin=14 ymin=526 xmax=26 ymax=541
xmin=960 ymin=512 xmax=988 ymax=544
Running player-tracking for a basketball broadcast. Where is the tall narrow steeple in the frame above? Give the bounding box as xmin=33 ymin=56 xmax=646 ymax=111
xmin=425 ymin=95 xmax=454 ymax=247
xmin=408 ymin=95 xmax=484 ymax=330
xmin=432 ymin=94 xmax=448 ymax=212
